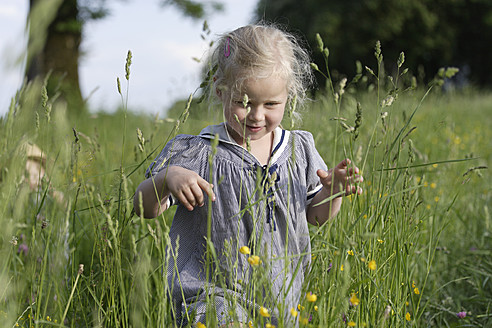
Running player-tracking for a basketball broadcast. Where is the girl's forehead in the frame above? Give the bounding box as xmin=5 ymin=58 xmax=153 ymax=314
xmin=231 ymin=75 xmax=288 ymax=99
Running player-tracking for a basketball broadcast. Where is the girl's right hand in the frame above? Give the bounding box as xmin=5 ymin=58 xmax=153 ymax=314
xmin=165 ymin=166 xmax=216 ymax=211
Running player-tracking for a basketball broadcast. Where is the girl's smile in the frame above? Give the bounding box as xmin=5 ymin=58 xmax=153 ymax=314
xmin=246 ymin=125 xmax=263 ymax=133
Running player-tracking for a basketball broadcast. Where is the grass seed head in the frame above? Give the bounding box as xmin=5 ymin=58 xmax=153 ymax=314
xmin=125 ymin=50 xmax=133 ymax=80
xmin=398 ymin=51 xmax=405 ymax=68
xmin=315 ymin=33 xmax=324 ymax=52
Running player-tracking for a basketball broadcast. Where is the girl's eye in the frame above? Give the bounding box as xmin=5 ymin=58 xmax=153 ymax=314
xmin=235 ymin=101 xmax=250 ymax=107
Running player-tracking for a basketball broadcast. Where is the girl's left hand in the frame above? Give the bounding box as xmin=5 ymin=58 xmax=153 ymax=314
xmin=317 ymin=158 xmax=363 ymax=197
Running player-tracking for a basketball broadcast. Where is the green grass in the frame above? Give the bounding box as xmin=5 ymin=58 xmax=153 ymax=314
xmin=0 ymin=49 xmax=490 ymax=327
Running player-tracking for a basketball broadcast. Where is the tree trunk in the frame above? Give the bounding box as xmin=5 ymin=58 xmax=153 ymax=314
xmin=27 ymin=0 xmax=84 ymax=113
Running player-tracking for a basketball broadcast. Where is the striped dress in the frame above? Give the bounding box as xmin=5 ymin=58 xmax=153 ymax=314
xmin=146 ymin=123 xmax=327 ymax=326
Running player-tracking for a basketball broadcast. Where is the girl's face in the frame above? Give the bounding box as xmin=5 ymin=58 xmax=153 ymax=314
xmin=220 ymin=74 xmax=288 ymax=147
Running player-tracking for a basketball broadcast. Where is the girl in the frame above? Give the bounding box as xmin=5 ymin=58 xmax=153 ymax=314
xmin=134 ymin=24 xmax=362 ymax=327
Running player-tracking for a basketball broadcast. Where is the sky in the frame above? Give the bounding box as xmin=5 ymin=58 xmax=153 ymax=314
xmin=0 ymin=0 xmax=258 ymax=117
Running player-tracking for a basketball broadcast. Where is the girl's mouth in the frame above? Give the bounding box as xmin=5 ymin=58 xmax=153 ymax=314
xmin=247 ymin=125 xmax=263 ymax=133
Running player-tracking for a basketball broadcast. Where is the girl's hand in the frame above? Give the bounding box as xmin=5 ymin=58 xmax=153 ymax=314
xmin=165 ymin=166 xmax=216 ymax=211
xmin=317 ymin=158 xmax=363 ymax=197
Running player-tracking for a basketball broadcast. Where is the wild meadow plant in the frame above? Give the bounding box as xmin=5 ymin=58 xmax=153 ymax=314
xmin=303 ymin=38 xmax=490 ymax=328
xmin=0 ymin=38 xmax=490 ymax=328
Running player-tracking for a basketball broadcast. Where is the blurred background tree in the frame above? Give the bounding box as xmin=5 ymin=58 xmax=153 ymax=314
xmin=26 ymin=0 xmax=223 ymax=114
xmin=27 ymin=0 xmax=492 ymax=115
xmin=255 ymin=0 xmax=492 ymax=89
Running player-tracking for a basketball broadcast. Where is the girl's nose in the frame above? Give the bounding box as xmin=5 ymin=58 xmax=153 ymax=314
xmin=248 ymin=106 xmax=265 ymax=122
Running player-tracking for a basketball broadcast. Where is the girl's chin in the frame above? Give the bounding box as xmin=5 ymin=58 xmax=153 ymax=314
xmin=227 ymin=124 xmax=272 ymax=143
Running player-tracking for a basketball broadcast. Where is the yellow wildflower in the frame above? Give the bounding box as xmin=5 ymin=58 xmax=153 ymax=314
xmin=239 ymin=246 xmax=251 ymax=255
xmin=306 ymin=292 xmax=317 ymax=302
xmin=348 ymin=321 xmax=356 ymax=327
xmin=405 ymin=312 xmax=411 ymax=321
xmin=290 ymin=307 xmax=298 ymax=317
xmin=341 ymin=264 xmax=344 ymax=271
xmin=248 ymin=255 xmax=261 ymax=266
xmin=368 ymin=260 xmax=377 ymax=271
xmin=196 ymin=322 xmax=206 ymax=328
xmin=266 ymin=324 xmax=275 ymax=328
xmin=297 ymin=304 xmax=305 ymax=311
xmin=347 ymin=250 xmax=354 ymax=256
xmin=259 ymin=306 xmax=270 ymax=317
xmin=414 ymin=287 xmax=420 ymax=295
xmin=430 ymin=182 xmax=436 ymax=189
xmin=314 ymin=305 xmax=318 ymax=311
xmin=350 ymin=293 xmax=360 ymax=306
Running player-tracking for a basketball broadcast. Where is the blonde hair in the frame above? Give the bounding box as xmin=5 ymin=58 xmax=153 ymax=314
xmin=208 ymin=23 xmax=314 ymax=113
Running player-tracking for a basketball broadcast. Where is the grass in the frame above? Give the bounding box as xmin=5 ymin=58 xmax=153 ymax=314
xmin=0 ymin=44 xmax=490 ymax=327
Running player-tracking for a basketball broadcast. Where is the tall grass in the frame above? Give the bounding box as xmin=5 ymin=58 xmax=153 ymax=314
xmin=0 ymin=41 xmax=490 ymax=328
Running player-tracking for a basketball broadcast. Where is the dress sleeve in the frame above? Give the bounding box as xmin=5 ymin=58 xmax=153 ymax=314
xmin=145 ymin=135 xmax=208 ymax=179
xmin=295 ymin=131 xmax=328 ymax=206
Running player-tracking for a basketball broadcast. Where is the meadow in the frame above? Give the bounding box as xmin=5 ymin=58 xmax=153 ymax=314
xmin=0 ymin=46 xmax=490 ymax=327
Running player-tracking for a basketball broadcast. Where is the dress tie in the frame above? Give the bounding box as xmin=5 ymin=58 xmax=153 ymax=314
xmin=253 ymin=163 xmax=280 ymax=231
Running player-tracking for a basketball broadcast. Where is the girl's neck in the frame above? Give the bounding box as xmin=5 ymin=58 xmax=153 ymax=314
xmin=248 ymin=132 xmax=274 ymax=166
xmin=226 ymin=124 xmax=274 ymax=166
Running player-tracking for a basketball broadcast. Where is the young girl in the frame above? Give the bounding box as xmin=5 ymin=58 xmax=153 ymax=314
xmin=134 ymin=24 xmax=362 ymax=327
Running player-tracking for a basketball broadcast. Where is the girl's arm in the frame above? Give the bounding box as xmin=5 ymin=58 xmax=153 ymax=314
xmin=306 ymin=159 xmax=363 ymax=226
xmin=133 ymin=165 xmax=215 ymax=218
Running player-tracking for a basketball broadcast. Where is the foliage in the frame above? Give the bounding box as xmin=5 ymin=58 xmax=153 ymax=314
xmin=255 ymin=0 xmax=492 ymax=87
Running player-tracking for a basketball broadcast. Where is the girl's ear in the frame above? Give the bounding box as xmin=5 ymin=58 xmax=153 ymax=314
xmin=213 ymin=76 xmax=222 ymax=99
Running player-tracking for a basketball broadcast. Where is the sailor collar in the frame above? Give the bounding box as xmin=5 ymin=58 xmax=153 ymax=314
xmin=199 ymin=123 xmax=290 ymax=164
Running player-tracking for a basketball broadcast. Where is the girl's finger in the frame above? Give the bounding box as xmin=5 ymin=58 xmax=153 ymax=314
xmin=346 ymin=184 xmax=356 ymax=195
xmin=347 ymin=166 xmax=360 ymax=176
xmin=197 ymin=178 xmax=216 ymax=202
xmin=346 ymin=184 xmax=363 ymax=195
xmin=181 ymin=188 xmax=197 ymax=211
xmin=190 ymin=183 xmax=205 ymax=206
xmin=338 ymin=158 xmax=351 ymax=169
xmin=316 ymin=169 xmax=330 ymax=180
xmin=174 ymin=190 xmax=192 ymax=211
xmin=346 ymin=174 xmax=363 ymax=184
